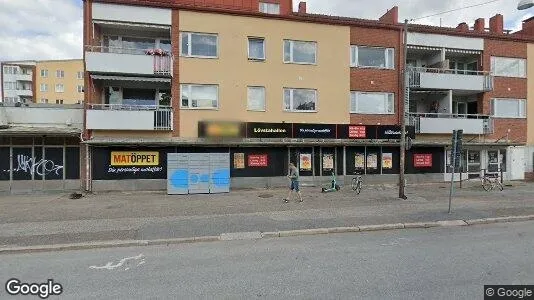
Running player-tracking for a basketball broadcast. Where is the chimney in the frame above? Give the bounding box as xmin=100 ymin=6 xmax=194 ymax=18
xmin=457 ymin=22 xmax=469 ymax=32
xmin=474 ymin=18 xmax=485 ymax=32
xmin=379 ymin=6 xmax=398 ymax=25
xmin=298 ymin=1 xmax=307 ymax=14
xmin=489 ymin=14 xmax=504 ymax=34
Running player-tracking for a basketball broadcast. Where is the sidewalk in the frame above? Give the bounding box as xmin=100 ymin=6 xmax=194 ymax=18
xmin=1 ymin=182 xmax=534 ymax=248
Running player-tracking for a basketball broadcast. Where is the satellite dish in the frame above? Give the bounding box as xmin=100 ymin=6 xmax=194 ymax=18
xmin=518 ymin=0 xmax=534 ymax=10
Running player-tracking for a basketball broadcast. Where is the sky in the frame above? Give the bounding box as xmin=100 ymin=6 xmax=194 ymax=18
xmin=0 ymin=0 xmax=532 ymax=62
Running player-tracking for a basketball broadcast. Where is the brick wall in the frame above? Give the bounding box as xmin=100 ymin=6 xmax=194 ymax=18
xmin=483 ymin=39 xmax=527 ymax=143
xmin=171 ymin=9 xmax=181 ymax=137
xmin=350 ymin=26 xmax=401 ymax=125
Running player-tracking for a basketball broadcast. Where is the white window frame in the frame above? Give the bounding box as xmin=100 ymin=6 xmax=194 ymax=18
xmin=40 ymin=84 xmax=48 ymax=92
xmin=55 ymin=84 xmax=64 ymax=93
xmin=284 ymin=40 xmax=317 ymax=65
xmin=283 ymin=88 xmax=318 ymax=113
xmin=248 ymin=37 xmax=266 ymax=61
xmin=180 ymin=32 xmax=219 ymax=59
xmin=490 ymin=56 xmax=526 ymax=78
xmin=56 ymin=70 xmax=64 ymax=78
xmin=247 ymin=86 xmax=266 ymax=111
xmin=77 ymin=71 xmax=84 ymax=79
xmin=40 ymin=69 xmax=48 ymax=77
xmin=259 ymin=2 xmax=280 ymax=14
xmin=350 ymin=91 xmax=395 ymax=115
xmin=180 ymin=84 xmax=219 ymax=110
xmin=351 ymin=46 xmax=395 ymax=69
xmin=77 ymin=85 xmax=84 ymax=93
xmin=491 ymin=98 xmax=526 ymax=118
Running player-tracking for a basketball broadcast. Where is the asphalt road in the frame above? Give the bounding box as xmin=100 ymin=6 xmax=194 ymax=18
xmin=1 ymin=222 xmax=533 ymax=299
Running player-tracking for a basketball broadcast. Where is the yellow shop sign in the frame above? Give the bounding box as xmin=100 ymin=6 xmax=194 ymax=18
xmin=111 ymin=152 xmax=159 ymax=166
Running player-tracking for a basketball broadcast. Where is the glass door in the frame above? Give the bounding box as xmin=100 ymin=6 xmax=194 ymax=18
xmin=467 ymin=150 xmax=481 ymax=178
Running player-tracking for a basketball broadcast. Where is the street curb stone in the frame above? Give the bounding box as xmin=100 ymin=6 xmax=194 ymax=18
xmin=1 ymin=216 xmax=533 ymax=255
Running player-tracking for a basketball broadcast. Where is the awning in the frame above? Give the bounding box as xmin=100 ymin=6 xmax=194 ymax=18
xmin=445 ymin=48 xmax=481 ymax=55
xmin=407 ymin=45 xmax=442 ymax=51
xmin=90 ymin=75 xmax=171 ymax=83
xmin=93 ymin=20 xmax=170 ymax=31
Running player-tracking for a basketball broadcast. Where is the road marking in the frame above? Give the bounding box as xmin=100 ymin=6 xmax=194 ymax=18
xmin=89 ymin=254 xmax=145 ymax=270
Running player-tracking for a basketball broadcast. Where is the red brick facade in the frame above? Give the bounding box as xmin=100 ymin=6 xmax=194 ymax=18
xmin=171 ymin=9 xmax=181 ymax=137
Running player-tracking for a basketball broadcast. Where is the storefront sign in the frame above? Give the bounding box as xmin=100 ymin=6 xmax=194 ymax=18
xmin=355 ymin=153 xmax=365 ymax=169
xmin=198 ymin=121 xmax=244 ymax=138
xmin=248 ymin=154 xmax=268 ymax=167
xmin=246 ymin=122 xmax=292 ymax=138
xmin=293 ymin=124 xmax=337 ymax=139
xmin=414 ymin=154 xmax=433 ymax=168
xmin=300 ymin=153 xmax=312 ymax=171
xmin=382 ymin=153 xmax=393 ymax=169
xmin=234 ymin=153 xmax=245 ymax=169
xmin=348 ymin=125 xmax=366 ymax=138
xmin=367 ymin=153 xmax=378 ymax=169
xmin=376 ymin=126 xmax=416 ymax=139
xmin=322 ymin=154 xmax=334 ymax=170
xmin=111 ymin=151 xmax=159 ymax=166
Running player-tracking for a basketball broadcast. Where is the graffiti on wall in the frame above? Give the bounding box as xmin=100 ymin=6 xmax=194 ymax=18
xmin=13 ymin=155 xmax=64 ymax=177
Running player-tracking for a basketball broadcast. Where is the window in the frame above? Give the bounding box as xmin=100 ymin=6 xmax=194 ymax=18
xmin=491 ymin=57 xmax=526 ymax=78
xmin=55 ymin=84 xmax=64 ymax=93
xmin=41 ymin=69 xmax=48 ymax=77
xmin=77 ymin=85 xmax=84 ymax=93
xmin=181 ymin=84 xmax=218 ymax=109
xmin=122 ymin=88 xmax=156 ymax=106
xmin=77 ymin=71 xmax=84 ymax=79
xmin=259 ymin=2 xmax=280 ymax=14
xmin=40 ymin=84 xmax=48 ymax=92
xmin=351 ymin=92 xmax=394 ymax=114
xmin=491 ymin=98 xmax=526 ymax=118
xmin=284 ymin=40 xmax=317 ymax=64
xmin=56 ymin=70 xmax=64 ymax=78
xmin=247 ymin=86 xmax=266 ymax=111
xmin=248 ymin=38 xmax=265 ymax=60
xmin=55 ymin=99 xmax=64 ymax=104
xmin=4 ymin=97 xmax=17 ymax=103
xmin=283 ymin=88 xmax=317 ymax=112
xmin=351 ymin=46 xmax=394 ymax=69
xmin=4 ymin=82 xmax=16 ymax=90
xmin=3 ymin=66 xmax=17 ymax=75
xmin=40 ymin=98 xmax=48 ymax=103
xmin=180 ymin=32 xmax=218 ymax=58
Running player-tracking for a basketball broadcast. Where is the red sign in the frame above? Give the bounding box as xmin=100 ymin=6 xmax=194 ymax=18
xmin=349 ymin=126 xmax=366 ymax=138
xmin=413 ymin=154 xmax=433 ymax=168
xmin=248 ymin=154 xmax=268 ymax=167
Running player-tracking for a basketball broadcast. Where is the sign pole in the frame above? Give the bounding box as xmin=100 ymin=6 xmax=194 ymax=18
xmin=448 ymin=130 xmax=457 ymax=214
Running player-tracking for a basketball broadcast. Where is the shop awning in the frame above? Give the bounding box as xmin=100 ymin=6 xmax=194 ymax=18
xmin=90 ymin=75 xmax=171 ymax=83
xmin=93 ymin=20 xmax=170 ymax=31
xmin=407 ymin=45 xmax=442 ymax=51
xmin=445 ymin=48 xmax=481 ymax=55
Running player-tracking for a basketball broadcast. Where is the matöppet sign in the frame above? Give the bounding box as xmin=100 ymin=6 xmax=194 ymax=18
xmin=198 ymin=122 xmax=416 ymax=140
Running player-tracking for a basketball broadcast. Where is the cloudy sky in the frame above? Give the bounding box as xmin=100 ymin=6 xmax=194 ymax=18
xmin=0 ymin=0 xmax=532 ymax=62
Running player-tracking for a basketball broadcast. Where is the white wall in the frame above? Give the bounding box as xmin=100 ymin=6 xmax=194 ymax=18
xmin=419 ymin=118 xmax=484 ymax=134
xmin=408 ymin=32 xmax=484 ymax=50
xmin=92 ymin=2 xmax=171 ymax=25
xmin=85 ymin=52 xmax=155 ymax=75
xmin=2 ymin=105 xmax=83 ymax=128
xmin=86 ymin=110 xmax=155 ymax=130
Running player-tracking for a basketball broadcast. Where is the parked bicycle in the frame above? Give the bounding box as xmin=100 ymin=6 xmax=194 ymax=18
xmin=351 ymin=171 xmax=363 ymax=195
xmin=480 ymin=169 xmax=503 ymax=192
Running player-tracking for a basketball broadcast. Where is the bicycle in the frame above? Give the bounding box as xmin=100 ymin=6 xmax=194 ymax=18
xmin=480 ymin=169 xmax=503 ymax=192
xmin=351 ymin=171 xmax=363 ymax=195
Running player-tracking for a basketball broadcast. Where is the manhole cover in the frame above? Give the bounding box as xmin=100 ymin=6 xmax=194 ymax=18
xmin=258 ymin=194 xmax=274 ymax=198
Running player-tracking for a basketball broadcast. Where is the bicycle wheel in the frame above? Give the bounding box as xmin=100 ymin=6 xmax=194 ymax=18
xmin=351 ymin=178 xmax=358 ymax=191
xmin=482 ymin=177 xmax=493 ymax=191
xmin=495 ymin=180 xmax=504 ymax=191
xmin=355 ymin=180 xmax=362 ymax=195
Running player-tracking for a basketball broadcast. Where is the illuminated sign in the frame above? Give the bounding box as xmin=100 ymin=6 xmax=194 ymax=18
xmin=248 ymin=154 xmax=268 ymax=167
xmin=413 ymin=154 xmax=433 ymax=168
xmin=111 ymin=152 xmax=159 ymax=166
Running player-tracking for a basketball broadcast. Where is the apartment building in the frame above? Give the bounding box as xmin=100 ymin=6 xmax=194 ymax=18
xmin=35 ymin=59 xmax=85 ymax=104
xmin=1 ymin=59 xmax=84 ymax=104
xmin=81 ymin=0 xmax=532 ymax=192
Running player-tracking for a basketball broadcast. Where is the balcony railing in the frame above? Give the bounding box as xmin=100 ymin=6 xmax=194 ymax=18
xmin=409 ymin=113 xmax=493 ymax=135
xmin=408 ymin=67 xmax=493 ymax=91
xmin=86 ymin=104 xmax=172 ymax=131
xmin=85 ymin=45 xmax=173 ymax=76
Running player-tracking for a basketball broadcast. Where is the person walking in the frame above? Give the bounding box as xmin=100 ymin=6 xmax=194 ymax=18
xmin=284 ymin=162 xmax=303 ymax=203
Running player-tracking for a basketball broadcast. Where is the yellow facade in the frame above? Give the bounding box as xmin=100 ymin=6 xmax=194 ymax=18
xmin=178 ymin=11 xmax=351 ymax=138
xmin=528 ymin=44 xmax=534 ymax=144
xmin=35 ymin=59 xmax=84 ymax=104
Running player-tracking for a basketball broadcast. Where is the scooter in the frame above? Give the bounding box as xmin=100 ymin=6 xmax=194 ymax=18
xmin=321 ymin=171 xmax=341 ymax=193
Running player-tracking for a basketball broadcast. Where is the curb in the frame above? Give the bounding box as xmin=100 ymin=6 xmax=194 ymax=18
xmin=1 ymin=215 xmax=533 ymax=255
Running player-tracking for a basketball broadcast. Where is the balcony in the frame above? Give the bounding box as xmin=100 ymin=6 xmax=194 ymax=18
xmin=408 ymin=67 xmax=493 ymax=92
xmin=85 ymin=46 xmax=172 ymax=76
xmin=86 ymin=104 xmax=172 ymax=131
xmin=16 ymin=89 xmax=33 ymax=97
xmin=16 ymin=74 xmax=32 ymax=82
xmin=409 ymin=113 xmax=493 ymax=135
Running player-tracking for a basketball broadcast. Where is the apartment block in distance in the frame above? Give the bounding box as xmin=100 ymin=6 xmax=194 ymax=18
xmin=82 ymin=0 xmax=533 ymax=192
xmin=1 ymin=59 xmax=84 ymax=104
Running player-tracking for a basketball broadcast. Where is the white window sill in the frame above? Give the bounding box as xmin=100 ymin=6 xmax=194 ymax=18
xmin=247 ymin=109 xmax=266 ymax=112
xmin=283 ymin=61 xmax=317 ymax=66
xmin=180 ymin=55 xmax=218 ymax=59
xmin=350 ymin=112 xmax=395 ymax=115
xmin=350 ymin=65 xmax=394 ymax=70
xmin=492 ymin=75 xmax=526 ymax=79
xmin=283 ymin=110 xmax=317 ymax=113
xmin=492 ymin=116 xmax=526 ymax=119
xmin=180 ymin=107 xmax=219 ymax=110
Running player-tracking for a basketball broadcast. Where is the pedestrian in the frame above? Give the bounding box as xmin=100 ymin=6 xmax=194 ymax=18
xmin=284 ymin=162 xmax=303 ymax=203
